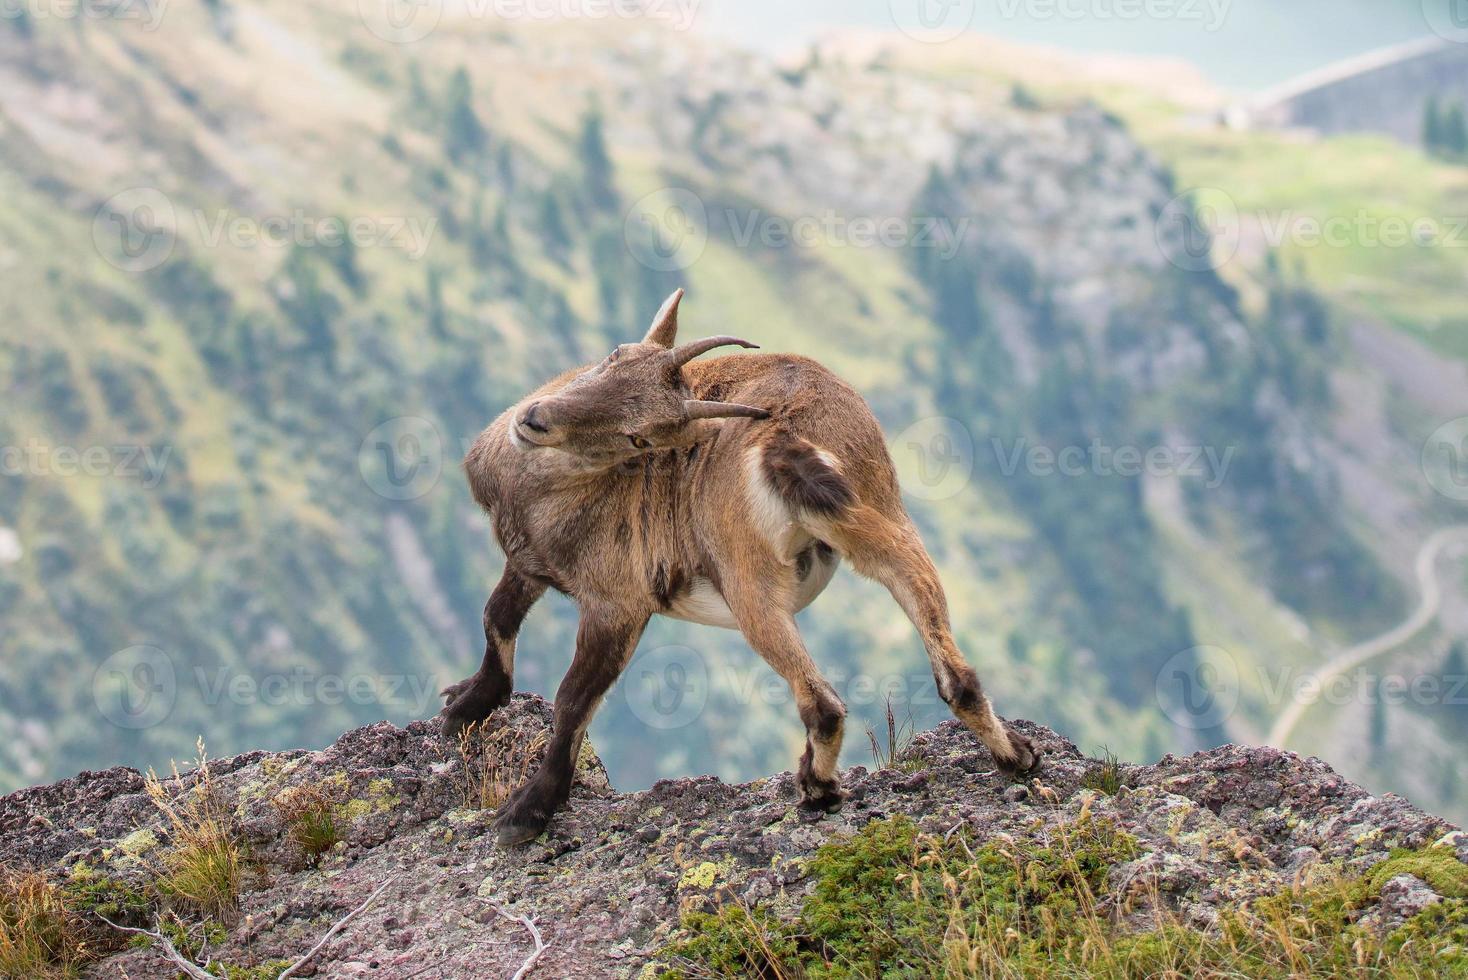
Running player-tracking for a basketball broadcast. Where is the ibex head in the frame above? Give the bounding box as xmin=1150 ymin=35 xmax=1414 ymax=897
xmin=510 ymin=290 xmax=770 ymax=465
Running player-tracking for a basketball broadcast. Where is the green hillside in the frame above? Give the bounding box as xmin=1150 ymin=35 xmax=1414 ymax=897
xmin=0 ymin=4 xmax=1458 ymax=822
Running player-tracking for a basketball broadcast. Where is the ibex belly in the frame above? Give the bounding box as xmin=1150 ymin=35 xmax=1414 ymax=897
xmin=663 ymin=543 xmax=839 ymax=629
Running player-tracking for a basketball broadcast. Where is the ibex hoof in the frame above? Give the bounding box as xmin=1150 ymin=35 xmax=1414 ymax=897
xmin=494 ymin=786 xmax=554 ymax=846
xmin=797 ymin=774 xmax=847 ymax=814
xmin=995 ymin=731 xmax=1042 ymax=781
xmin=495 ymin=819 xmax=548 ymax=848
xmin=438 ymin=676 xmax=510 ymax=741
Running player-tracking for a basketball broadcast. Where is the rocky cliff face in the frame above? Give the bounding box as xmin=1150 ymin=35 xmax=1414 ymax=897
xmin=2 ymin=695 xmax=1461 ymax=978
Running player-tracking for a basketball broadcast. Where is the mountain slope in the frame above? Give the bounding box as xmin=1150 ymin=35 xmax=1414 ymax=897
xmin=0 ymin=4 xmax=1458 ymax=821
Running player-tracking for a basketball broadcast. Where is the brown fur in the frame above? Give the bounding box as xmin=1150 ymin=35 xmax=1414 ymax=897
xmin=440 ymin=290 xmax=1039 ymax=845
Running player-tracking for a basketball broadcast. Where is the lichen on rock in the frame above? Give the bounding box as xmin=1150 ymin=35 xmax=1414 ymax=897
xmin=0 ymin=694 xmax=1460 ymax=978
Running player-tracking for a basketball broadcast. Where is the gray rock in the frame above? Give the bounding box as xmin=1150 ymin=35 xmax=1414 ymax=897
xmin=0 ymin=695 xmax=1457 ymax=980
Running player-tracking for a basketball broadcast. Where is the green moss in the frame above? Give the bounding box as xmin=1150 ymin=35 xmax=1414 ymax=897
xmin=658 ymin=818 xmax=1468 ymax=979
xmin=1364 ymin=847 xmax=1468 ymax=899
xmin=60 ymin=866 xmax=150 ymax=927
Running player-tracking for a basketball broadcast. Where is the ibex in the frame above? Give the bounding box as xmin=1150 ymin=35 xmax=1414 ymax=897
xmin=440 ymin=290 xmax=1040 ymax=845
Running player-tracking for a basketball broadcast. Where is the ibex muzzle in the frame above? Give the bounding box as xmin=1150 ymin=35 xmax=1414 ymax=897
xmin=442 ymin=289 xmax=1041 ymax=846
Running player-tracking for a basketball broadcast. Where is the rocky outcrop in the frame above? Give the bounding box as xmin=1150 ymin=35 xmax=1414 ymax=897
xmin=1 ymin=694 xmax=1461 ymax=978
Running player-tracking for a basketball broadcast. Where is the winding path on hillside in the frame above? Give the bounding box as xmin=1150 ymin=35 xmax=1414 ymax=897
xmin=1267 ymin=526 xmax=1468 ymax=750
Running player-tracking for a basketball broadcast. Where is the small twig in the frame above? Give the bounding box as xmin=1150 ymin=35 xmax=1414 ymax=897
xmin=95 ymin=915 xmax=216 ymax=980
xmin=100 ymin=876 xmax=394 ymax=980
xmin=488 ymin=902 xmax=548 ymax=980
xmin=278 ymin=875 xmax=396 ymax=979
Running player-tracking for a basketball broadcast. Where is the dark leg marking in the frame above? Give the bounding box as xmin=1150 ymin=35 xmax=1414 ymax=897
xmin=440 ymin=569 xmax=546 ymax=739
xmin=495 ymin=610 xmax=647 ymax=846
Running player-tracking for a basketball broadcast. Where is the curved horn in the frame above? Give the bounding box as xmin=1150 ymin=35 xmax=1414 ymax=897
xmin=642 ymin=288 xmax=684 ymax=347
xmin=685 ymin=400 xmax=771 ymax=421
xmin=668 ymin=335 xmax=760 ymax=367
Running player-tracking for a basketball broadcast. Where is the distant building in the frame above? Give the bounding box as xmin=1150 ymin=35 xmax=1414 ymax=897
xmin=1240 ymin=38 xmax=1468 ymax=147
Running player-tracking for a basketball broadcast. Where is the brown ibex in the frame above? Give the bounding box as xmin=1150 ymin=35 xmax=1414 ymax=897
xmin=440 ymin=290 xmax=1040 ymax=845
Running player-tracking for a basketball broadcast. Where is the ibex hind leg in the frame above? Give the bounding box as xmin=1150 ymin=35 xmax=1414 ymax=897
xmin=824 ymin=505 xmax=1040 ymax=778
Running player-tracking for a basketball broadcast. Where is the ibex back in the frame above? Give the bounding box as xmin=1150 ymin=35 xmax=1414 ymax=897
xmin=440 ymin=290 xmax=1040 ymax=845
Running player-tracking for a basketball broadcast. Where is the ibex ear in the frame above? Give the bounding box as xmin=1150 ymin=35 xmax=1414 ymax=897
xmin=642 ymin=288 xmax=684 ymax=347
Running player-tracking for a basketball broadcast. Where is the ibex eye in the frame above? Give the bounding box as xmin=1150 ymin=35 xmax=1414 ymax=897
xmin=628 ymin=435 xmax=652 ymax=450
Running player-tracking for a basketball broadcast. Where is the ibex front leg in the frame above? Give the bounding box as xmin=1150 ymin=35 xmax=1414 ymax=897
xmin=495 ymin=605 xmax=648 ymax=846
xmin=441 ymin=568 xmax=546 ymax=740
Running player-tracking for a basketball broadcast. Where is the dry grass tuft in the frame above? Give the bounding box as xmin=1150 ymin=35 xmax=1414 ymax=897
xmin=0 ymin=867 xmax=89 ymax=978
xmin=865 ymin=695 xmax=919 ymax=772
xmin=273 ymin=784 xmax=344 ymax=863
xmin=456 ymin=722 xmax=547 ymax=810
xmin=144 ymin=739 xmax=243 ymax=922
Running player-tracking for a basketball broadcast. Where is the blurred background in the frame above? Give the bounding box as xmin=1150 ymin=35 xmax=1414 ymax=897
xmin=1 ymin=0 xmax=1466 ymax=822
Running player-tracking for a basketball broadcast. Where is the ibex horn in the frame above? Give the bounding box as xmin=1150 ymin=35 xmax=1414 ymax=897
xmin=668 ymin=335 xmax=760 ymax=367
xmin=643 ymin=288 xmax=684 ymax=347
xmin=685 ymin=400 xmax=771 ymax=421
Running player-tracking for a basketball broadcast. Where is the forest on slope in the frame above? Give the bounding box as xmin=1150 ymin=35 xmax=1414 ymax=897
xmin=1 ymin=1 xmax=1462 ymax=820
